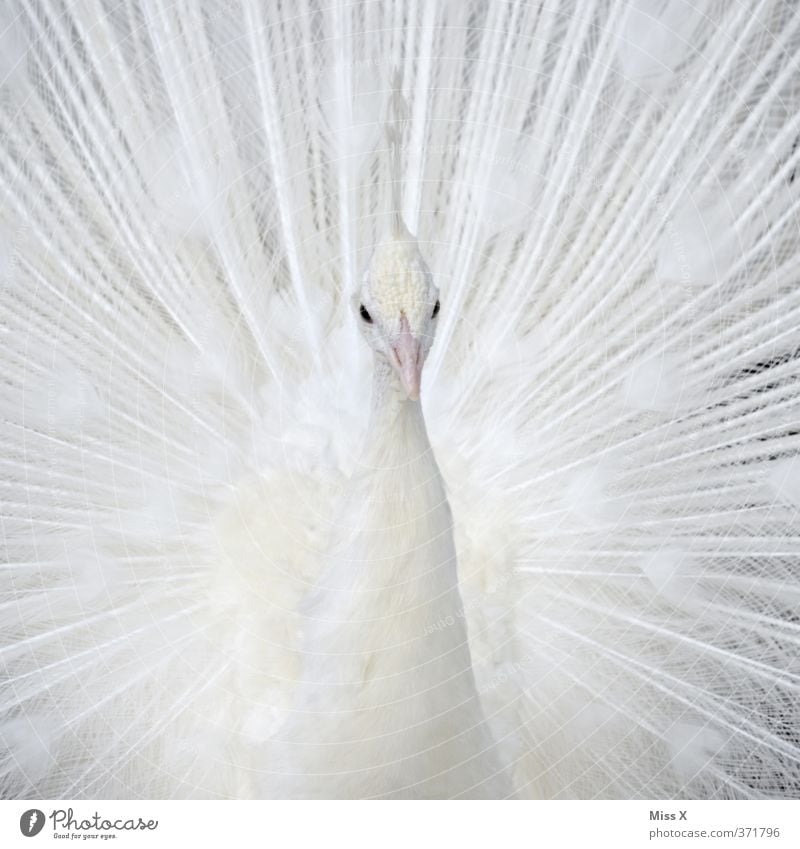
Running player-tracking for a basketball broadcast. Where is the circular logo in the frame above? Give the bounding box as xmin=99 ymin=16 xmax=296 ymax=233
xmin=19 ymin=809 xmax=46 ymax=837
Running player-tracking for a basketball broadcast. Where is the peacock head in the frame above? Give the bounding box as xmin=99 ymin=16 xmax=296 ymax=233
xmin=355 ymin=235 xmax=440 ymax=401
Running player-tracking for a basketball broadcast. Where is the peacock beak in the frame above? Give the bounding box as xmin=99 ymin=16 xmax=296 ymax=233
xmin=392 ymin=315 xmax=423 ymax=401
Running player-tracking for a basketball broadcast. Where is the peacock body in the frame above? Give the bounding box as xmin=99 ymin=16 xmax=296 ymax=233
xmin=1 ymin=0 xmax=800 ymax=799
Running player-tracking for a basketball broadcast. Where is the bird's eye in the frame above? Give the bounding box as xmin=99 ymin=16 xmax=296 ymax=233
xmin=359 ymin=304 xmax=373 ymax=324
xmin=432 ymin=299 xmax=440 ymax=318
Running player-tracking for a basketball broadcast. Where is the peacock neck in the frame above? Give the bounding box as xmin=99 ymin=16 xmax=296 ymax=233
xmin=367 ymin=354 xmax=423 ymax=431
xmin=355 ymin=353 xmax=441 ymax=541
xmin=271 ymin=352 xmax=507 ymax=799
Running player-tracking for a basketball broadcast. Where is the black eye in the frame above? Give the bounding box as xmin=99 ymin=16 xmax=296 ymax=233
xmin=432 ymin=299 xmax=440 ymax=318
xmin=359 ymin=304 xmax=373 ymax=324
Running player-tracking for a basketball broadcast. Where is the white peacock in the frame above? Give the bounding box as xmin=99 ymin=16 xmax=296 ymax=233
xmin=0 ymin=0 xmax=799 ymax=800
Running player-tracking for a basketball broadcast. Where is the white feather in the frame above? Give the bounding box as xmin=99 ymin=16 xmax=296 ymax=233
xmin=0 ymin=9 xmax=28 ymax=90
xmin=622 ymin=353 xmax=690 ymax=413
xmin=769 ymin=456 xmax=800 ymax=507
xmin=617 ymin=1 xmax=710 ymax=89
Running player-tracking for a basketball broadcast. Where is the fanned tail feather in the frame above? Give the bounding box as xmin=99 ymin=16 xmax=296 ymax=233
xmin=1 ymin=0 xmax=798 ymax=798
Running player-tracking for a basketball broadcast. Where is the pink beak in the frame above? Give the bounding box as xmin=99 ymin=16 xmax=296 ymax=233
xmin=392 ymin=315 xmax=423 ymax=401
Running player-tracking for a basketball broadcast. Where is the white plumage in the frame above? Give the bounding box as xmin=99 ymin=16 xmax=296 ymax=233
xmin=1 ymin=0 xmax=799 ymax=799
